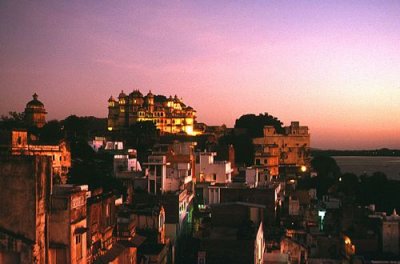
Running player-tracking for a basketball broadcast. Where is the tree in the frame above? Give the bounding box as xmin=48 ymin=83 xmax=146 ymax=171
xmin=127 ymin=121 xmax=159 ymax=162
xmin=39 ymin=120 xmax=63 ymax=143
xmin=61 ymin=115 xmax=107 ymax=141
xmin=338 ymin=173 xmax=359 ymax=196
xmin=0 ymin=111 xmax=26 ymax=129
xmin=234 ymin=113 xmax=284 ymax=137
xmin=311 ymin=155 xmax=341 ymax=179
xmin=218 ymin=133 xmax=254 ymax=166
xmin=310 ymin=155 xmax=341 ymax=198
xmin=218 ymin=113 xmax=285 ymax=166
xmin=357 ymin=171 xmax=390 ymax=210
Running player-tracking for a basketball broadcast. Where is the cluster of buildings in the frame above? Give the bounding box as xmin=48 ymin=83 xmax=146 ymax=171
xmin=1 ymin=92 xmax=399 ymax=263
xmin=276 ymin=190 xmax=400 ymax=263
xmin=0 ymin=155 xmax=169 ymax=263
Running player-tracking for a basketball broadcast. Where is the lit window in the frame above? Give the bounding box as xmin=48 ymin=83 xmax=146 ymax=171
xmin=76 ymin=234 xmax=82 ymax=260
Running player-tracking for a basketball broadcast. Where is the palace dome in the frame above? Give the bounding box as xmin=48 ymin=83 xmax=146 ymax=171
xmin=26 ymin=93 xmax=45 ymax=110
xmin=129 ymin=89 xmax=143 ymax=97
xmin=118 ymin=90 xmax=127 ymax=98
xmin=147 ymin=90 xmax=154 ymax=97
xmin=25 ymin=93 xmax=47 ymax=128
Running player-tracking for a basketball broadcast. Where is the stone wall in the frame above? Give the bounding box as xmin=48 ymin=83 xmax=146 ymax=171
xmin=0 ymin=155 xmax=51 ymax=264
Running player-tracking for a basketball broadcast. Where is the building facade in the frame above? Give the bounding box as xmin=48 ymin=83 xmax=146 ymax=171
xmin=144 ymin=142 xmax=196 ymax=252
xmin=49 ymin=185 xmax=89 ymax=264
xmin=107 ymin=90 xmax=199 ymax=135
xmin=10 ymin=129 xmax=71 ymax=184
xmin=253 ymin=121 xmax=310 ymax=178
xmin=86 ymin=188 xmax=116 ymax=262
xmin=0 ymin=156 xmax=52 ymax=264
xmin=382 ymin=210 xmax=400 ymax=255
xmin=195 ymin=152 xmax=233 ymax=184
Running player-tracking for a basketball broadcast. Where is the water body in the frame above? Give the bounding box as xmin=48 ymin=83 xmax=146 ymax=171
xmin=333 ymin=156 xmax=400 ymax=180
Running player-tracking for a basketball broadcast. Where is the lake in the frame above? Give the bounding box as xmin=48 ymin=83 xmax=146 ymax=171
xmin=332 ymin=156 xmax=400 ymax=180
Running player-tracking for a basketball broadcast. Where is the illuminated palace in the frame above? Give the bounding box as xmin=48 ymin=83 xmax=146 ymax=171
xmin=108 ymin=90 xmax=199 ymax=135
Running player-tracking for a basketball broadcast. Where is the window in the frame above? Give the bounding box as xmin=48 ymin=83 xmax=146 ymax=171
xmin=105 ymin=203 xmax=111 ymax=226
xmin=75 ymin=234 xmax=82 ymax=260
xmin=106 ymin=204 xmax=110 ymax=217
xmin=213 ymin=174 xmax=217 ymax=181
xmin=156 ymin=165 xmax=162 ymax=177
xmin=7 ymin=237 xmax=16 ymax=251
xmin=17 ymin=136 xmax=21 ymax=145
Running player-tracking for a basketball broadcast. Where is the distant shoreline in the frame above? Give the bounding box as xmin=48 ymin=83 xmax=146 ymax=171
xmin=311 ymin=149 xmax=400 ymax=157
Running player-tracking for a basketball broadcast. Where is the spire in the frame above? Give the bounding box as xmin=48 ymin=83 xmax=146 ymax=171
xmin=33 ymin=93 xmax=38 ymax=100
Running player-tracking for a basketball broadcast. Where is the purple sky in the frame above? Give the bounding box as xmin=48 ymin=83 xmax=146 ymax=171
xmin=1 ymin=1 xmax=400 ymax=149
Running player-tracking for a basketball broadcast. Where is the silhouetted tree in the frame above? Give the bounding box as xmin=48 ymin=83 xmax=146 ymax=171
xmin=39 ymin=120 xmax=63 ymax=143
xmin=311 ymin=155 xmax=341 ymax=179
xmin=218 ymin=113 xmax=284 ymax=166
xmin=234 ymin=113 xmax=284 ymax=137
xmin=338 ymin=173 xmax=359 ymax=196
xmin=127 ymin=121 xmax=159 ymax=162
xmin=309 ymin=156 xmax=341 ymax=198
xmin=357 ymin=171 xmax=390 ymax=211
xmin=0 ymin=111 xmax=26 ymax=129
xmin=62 ymin=115 xmax=107 ymax=141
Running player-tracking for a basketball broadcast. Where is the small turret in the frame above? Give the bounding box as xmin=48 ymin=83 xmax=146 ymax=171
xmin=108 ymin=96 xmax=116 ymax=107
xmin=146 ymin=90 xmax=154 ymax=112
xmin=25 ymin=93 xmax=47 ymax=128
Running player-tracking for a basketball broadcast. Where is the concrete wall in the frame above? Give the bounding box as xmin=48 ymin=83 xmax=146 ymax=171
xmin=70 ymin=219 xmax=87 ymax=264
xmin=196 ymin=152 xmax=232 ymax=183
xmin=382 ymin=221 xmax=400 ymax=255
xmin=50 ymin=196 xmax=70 ymax=244
xmin=0 ymin=155 xmax=51 ymax=264
xmin=246 ymin=168 xmax=259 ymax=187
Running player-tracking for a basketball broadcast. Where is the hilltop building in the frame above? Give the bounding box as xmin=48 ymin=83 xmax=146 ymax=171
xmin=24 ymin=93 xmax=47 ymax=128
xmin=107 ymin=89 xmax=200 ymax=135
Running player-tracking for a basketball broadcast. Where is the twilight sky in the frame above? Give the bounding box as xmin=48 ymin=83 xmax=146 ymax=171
xmin=1 ymin=1 xmax=399 ymax=149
